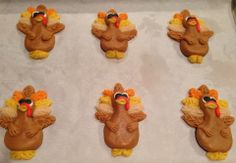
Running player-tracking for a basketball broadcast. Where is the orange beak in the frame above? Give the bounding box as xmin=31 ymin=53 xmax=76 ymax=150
xmin=34 ymin=14 xmax=47 ymax=26
xmin=115 ymin=96 xmax=129 ymax=110
xmin=115 ymin=96 xmax=127 ymax=105
xmin=205 ymin=101 xmax=217 ymax=109
xmin=205 ymin=101 xmax=220 ymax=117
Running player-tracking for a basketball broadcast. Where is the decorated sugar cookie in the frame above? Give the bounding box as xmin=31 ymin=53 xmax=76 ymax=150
xmin=92 ymin=9 xmax=137 ymax=59
xmin=181 ymin=85 xmax=234 ymax=160
xmin=0 ymin=85 xmax=56 ymax=160
xmin=95 ymin=83 xmax=146 ymax=156
xmin=17 ymin=4 xmax=65 ymax=59
xmin=167 ymin=10 xmax=214 ymax=64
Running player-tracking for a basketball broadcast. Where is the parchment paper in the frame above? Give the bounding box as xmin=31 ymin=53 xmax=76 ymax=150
xmin=0 ymin=0 xmax=236 ymax=163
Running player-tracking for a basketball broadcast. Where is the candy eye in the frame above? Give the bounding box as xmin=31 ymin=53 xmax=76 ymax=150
xmin=202 ymin=96 xmax=216 ymax=103
xmin=113 ymin=13 xmax=118 ymax=17
xmin=25 ymin=99 xmax=31 ymax=104
xmin=43 ymin=12 xmax=47 ymax=17
xmin=32 ymin=11 xmax=46 ymax=18
xmin=107 ymin=13 xmax=118 ymax=19
xmin=29 ymin=101 xmax=34 ymax=107
xmin=122 ymin=92 xmax=129 ymax=98
xmin=114 ymin=92 xmax=129 ymax=99
xmin=19 ymin=99 xmax=33 ymax=106
xmin=107 ymin=14 xmax=113 ymax=19
xmin=114 ymin=92 xmax=122 ymax=99
xmin=19 ymin=99 xmax=25 ymax=104
xmin=32 ymin=11 xmax=39 ymax=17
xmin=25 ymin=99 xmax=33 ymax=106
xmin=186 ymin=16 xmax=197 ymax=23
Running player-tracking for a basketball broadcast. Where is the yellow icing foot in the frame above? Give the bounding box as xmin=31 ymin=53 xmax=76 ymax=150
xmin=30 ymin=50 xmax=49 ymax=59
xmin=105 ymin=51 xmax=116 ymax=58
xmin=122 ymin=149 xmax=132 ymax=157
xmin=105 ymin=51 xmax=125 ymax=59
xmin=196 ymin=56 xmax=203 ymax=63
xmin=11 ymin=150 xmax=36 ymax=160
xmin=112 ymin=149 xmax=123 ymax=157
xmin=112 ymin=149 xmax=133 ymax=157
xmin=187 ymin=55 xmax=203 ymax=64
xmin=206 ymin=152 xmax=228 ymax=160
xmin=116 ymin=51 xmax=125 ymax=59
xmin=188 ymin=55 xmax=197 ymax=63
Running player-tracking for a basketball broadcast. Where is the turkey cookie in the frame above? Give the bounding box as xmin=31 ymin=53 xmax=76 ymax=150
xmin=0 ymin=85 xmax=56 ymax=160
xmin=92 ymin=9 xmax=137 ymax=59
xmin=167 ymin=10 xmax=214 ymax=64
xmin=181 ymin=85 xmax=234 ymax=160
xmin=17 ymin=4 xmax=65 ymax=59
xmin=95 ymin=83 xmax=146 ymax=156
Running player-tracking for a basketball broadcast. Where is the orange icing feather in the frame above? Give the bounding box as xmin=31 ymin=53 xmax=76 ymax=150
xmin=98 ymin=12 xmax=106 ymax=19
xmin=12 ymin=91 xmax=24 ymax=101
xmin=47 ymin=8 xmax=56 ymax=16
xmin=209 ymin=89 xmax=218 ymax=100
xmin=119 ymin=13 xmax=128 ymax=20
xmin=102 ymin=90 xmax=113 ymax=96
xmin=188 ymin=88 xmax=202 ymax=99
xmin=125 ymin=89 xmax=135 ymax=96
xmin=27 ymin=7 xmax=35 ymax=13
xmin=31 ymin=91 xmax=48 ymax=101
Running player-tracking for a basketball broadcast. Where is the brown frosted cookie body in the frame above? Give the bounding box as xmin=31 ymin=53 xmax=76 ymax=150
xmin=4 ymin=113 xmax=43 ymax=151
xmin=17 ymin=4 xmax=65 ymax=59
xmin=92 ymin=9 xmax=137 ymax=59
xmin=95 ymin=83 xmax=146 ymax=157
xmin=181 ymin=85 xmax=234 ymax=160
xmin=104 ymin=105 xmax=139 ymax=149
xmin=168 ymin=10 xmax=213 ymax=64
xmin=0 ymin=85 xmax=55 ymax=160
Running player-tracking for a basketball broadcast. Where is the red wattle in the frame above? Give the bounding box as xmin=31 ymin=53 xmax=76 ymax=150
xmin=115 ymin=18 xmax=120 ymax=28
xmin=196 ymin=21 xmax=201 ymax=32
xmin=125 ymin=99 xmax=129 ymax=110
xmin=27 ymin=107 xmax=33 ymax=117
xmin=215 ymin=106 xmax=220 ymax=117
xmin=22 ymin=103 xmax=33 ymax=117
xmin=42 ymin=15 xmax=47 ymax=26
xmin=116 ymin=96 xmax=129 ymax=110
